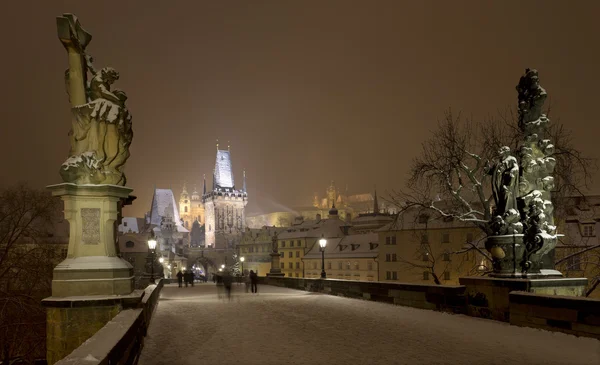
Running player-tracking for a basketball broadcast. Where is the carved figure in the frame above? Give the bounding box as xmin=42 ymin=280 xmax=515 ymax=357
xmin=489 ymin=146 xmax=519 ymax=217
xmin=57 ymin=14 xmax=133 ymax=185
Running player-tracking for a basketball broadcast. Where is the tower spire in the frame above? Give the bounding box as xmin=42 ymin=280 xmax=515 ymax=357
xmin=216 ymin=139 xmax=219 ymax=150
xmin=182 ymin=181 xmax=188 ymax=194
xmin=373 ymin=186 xmax=379 ymax=214
xmin=203 ymin=174 xmax=206 ymax=195
xmin=228 ymin=140 xmax=231 ymax=151
xmin=243 ymin=170 xmax=247 ymax=193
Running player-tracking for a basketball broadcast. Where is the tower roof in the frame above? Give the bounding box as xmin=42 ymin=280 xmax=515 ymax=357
xmin=214 ymin=149 xmax=234 ymax=189
xmin=149 ymin=188 xmax=188 ymax=232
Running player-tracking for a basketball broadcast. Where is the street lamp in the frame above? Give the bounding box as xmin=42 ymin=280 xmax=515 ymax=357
xmin=159 ymin=257 xmax=164 ymax=263
xmin=221 ymin=264 xmax=225 ymax=270
xmin=240 ymin=256 xmax=245 ymax=275
xmin=319 ymin=234 xmax=327 ymax=279
xmin=148 ymin=235 xmax=158 ymax=284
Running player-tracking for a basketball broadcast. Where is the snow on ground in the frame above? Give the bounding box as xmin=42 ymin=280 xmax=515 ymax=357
xmin=139 ymin=283 xmax=600 ymax=365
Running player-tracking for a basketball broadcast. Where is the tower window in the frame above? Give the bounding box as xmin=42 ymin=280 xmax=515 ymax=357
xmin=184 ymin=206 xmax=188 ymax=213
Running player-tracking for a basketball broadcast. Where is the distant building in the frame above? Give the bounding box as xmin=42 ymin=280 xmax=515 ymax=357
xmin=179 ymin=182 xmax=205 ymax=229
xmin=376 ymin=207 xmax=483 ymax=285
xmin=303 ymin=233 xmax=380 ymax=281
xmin=238 ymin=226 xmax=287 ymax=276
xmin=277 ymin=204 xmax=351 ymax=278
xmin=247 ymin=181 xmax=395 ymax=228
xmin=555 ymin=195 xmax=600 ymax=298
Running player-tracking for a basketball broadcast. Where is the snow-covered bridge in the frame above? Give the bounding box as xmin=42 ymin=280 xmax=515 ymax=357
xmin=138 ymin=283 xmax=599 ymax=365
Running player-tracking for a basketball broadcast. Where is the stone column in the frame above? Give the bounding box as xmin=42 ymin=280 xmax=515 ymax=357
xmin=267 ymin=251 xmax=285 ymax=277
xmin=43 ymin=183 xmax=138 ymax=364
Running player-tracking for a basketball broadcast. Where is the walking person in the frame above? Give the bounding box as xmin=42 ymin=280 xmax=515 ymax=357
xmin=244 ymin=271 xmax=250 ymax=293
xmin=250 ymin=270 xmax=258 ymax=294
xmin=176 ymin=270 xmax=183 ymax=288
xmin=223 ymin=271 xmax=233 ymax=301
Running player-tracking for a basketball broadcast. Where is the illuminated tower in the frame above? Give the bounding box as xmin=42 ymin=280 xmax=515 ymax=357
xmin=179 ymin=182 xmax=191 ymax=228
xmin=202 ymin=145 xmax=248 ymax=249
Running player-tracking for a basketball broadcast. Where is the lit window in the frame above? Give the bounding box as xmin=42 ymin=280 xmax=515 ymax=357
xmin=281 ymin=241 xmax=286 ymax=247
xmin=392 ymin=271 xmax=398 ymax=280
xmin=385 ymin=253 xmax=391 ymax=262
xmin=296 ymin=251 xmax=300 ymax=258
xmin=297 ymin=240 xmax=301 ymax=247
xmin=288 ymin=251 xmax=293 ymax=258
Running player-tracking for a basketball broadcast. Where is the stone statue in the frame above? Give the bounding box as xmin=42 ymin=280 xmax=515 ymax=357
xmin=489 ymin=146 xmax=519 ymax=217
xmin=57 ymin=14 xmax=133 ymax=185
xmin=485 ymin=69 xmax=559 ymax=277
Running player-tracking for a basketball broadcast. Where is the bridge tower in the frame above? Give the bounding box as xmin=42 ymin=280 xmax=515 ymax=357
xmin=202 ymin=143 xmax=248 ymax=249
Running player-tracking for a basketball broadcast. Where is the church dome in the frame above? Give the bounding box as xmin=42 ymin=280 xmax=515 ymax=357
xmin=329 ymin=203 xmax=338 ymax=217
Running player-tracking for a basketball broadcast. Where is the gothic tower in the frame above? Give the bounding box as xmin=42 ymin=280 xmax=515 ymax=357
xmin=202 ymin=146 xmax=248 ymax=249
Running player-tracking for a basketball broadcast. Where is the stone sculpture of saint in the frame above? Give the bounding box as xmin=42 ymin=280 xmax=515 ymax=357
xmin=489 ymin=146 xmax=519 ymax=217
xmin=57 ymin=14 xmax=133 ymax=186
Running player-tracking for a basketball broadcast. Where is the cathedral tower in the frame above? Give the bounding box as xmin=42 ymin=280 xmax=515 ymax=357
xmin=202 ymin=146 xmax=248 ymax=249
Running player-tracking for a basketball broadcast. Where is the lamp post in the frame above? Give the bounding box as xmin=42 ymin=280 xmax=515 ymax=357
xmin=240 ymin=256 xmax=245 ymax=275
xmin=319 ymin=234 xmax=327 ymax=279
xmin=148 ymin=235 xmax=158 ymax=284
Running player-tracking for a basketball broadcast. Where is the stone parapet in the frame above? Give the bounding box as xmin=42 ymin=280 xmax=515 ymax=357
xmin=49 ymin=280 xmax=163 ymax=365
xmin=259 ymin=276 xmax=467 ymax=314
xmin=459 ymin=276 xmax=588 ymax=322
xmin=509 ymin=291 xmax=600 ymax=340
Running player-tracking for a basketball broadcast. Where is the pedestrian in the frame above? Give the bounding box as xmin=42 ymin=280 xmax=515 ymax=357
xmin=244 ymin=271 xmax=250 ymax=293
xmin=176 ymin=270 xmax=183 ymax=288
xmin=189 ymin=270 xmax=195 ymax=287
xmin=250 ymin=270 xmax=258 ymax=294
xmin=223 ymin=271 xmax=233 ymax=301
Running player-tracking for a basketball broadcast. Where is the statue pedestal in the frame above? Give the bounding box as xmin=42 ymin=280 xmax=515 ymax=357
xmin=267 ymin=252 xmax=285 ymax=277
xmin=42 ymin=183 xmax=136 ymax=364
xmin=459 ymin=276 xmax=588 ymax=322
xmin=46 ymin=183 xmax=135 ymax=296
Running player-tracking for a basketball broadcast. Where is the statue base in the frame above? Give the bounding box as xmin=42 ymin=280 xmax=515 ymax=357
xmin=485 ymin=234 xmax=561 ymax=278
xmin=459 ymin=276 xmax=588 ymax=322
xmin=47 ymin=183 xmax=135 ymax=296
xmin=267 ymin=252 xmax=285 ymax=277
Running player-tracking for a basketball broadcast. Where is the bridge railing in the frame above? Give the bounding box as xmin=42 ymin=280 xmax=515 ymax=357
xmin=54 ymin=280 xmax=164 ymax=365
xmin=259 ymin=276 xmax=466 ymax=314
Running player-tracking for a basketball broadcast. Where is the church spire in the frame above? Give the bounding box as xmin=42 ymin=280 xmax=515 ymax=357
xmin=373 ymin=186 xmax=379 ymax=215
xmin=203 ymin=174 xmax=206 ymax=195
xmin=243 ymin=170 xmax=247 ymax=193
xmin=182 ymin=181 xmax=188 ymax=195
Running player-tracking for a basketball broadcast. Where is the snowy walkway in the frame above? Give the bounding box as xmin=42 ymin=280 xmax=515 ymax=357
xmin=139 ymin=283 xmax=600 ymax=365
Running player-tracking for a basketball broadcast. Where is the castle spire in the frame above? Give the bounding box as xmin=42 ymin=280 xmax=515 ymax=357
xmin=216 ymin=139 xmax=219 ymax=150
xmin=203 ymin=174 xmax=206 ymax=194
xmin=373 ymin=186 xmax=379 ymax=214
xmin=243 ymin=170 xmax=247 ymax=193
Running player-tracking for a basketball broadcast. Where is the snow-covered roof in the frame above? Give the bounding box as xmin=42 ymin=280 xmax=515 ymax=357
xmin=214 ymin=149 xmax=234 ymax=189
xmin=149 ymin=188 xmax=188 ymax=233
xmin=118 ymin=217 xmax=146 ymax=234
xmin=278 ymin=216 xmax=350 ymax=240
xmin=303 ymin=233 xmax=379 ymax=259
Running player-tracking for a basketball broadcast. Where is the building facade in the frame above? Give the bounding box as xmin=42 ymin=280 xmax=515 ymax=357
xmin=238 ymin=226 xmax=286 ymax=276
xmin=377 ymin=208 xmax=484 ymax=285
xmin=303 ymin=233 xmax=380 ymax=281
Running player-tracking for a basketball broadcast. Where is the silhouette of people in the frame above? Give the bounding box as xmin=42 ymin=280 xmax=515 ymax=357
xmin=250 ymin=270 xmax=258 ymax=294
xmin=176 ymin=270 xmax=183 ymax=288
xmin=222 ymin=271 xmax=233 ymax=301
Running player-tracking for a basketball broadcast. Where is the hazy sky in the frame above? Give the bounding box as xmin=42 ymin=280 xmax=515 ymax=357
xmin=1 ymin=1 xmax=598 ymax=217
